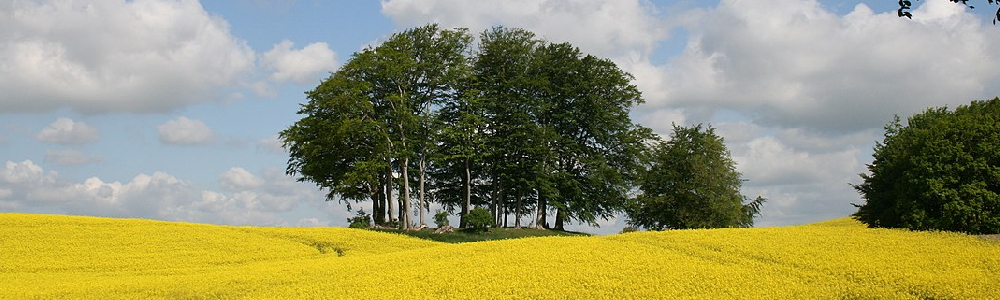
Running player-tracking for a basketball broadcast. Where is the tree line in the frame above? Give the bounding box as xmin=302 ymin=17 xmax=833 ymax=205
xmin=281 ymin=24 xmax=764 ymax=231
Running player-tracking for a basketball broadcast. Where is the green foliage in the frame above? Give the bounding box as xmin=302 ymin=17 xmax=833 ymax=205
xmin=464 ymin=208 xmax=494 ymax=232
xmin=627 ymin=124 xmax=765 ymax=230
xmin=620 ymin=226 xmax=639 ymax=234
xmin=284 ymin=24 xmax=652 ymax=231
xmin=853 ymin=98 xmax=1000 ymax=234
xmin=433 ymin=210 xmax=450 ymax=228
xmin=348 ymin=210 xmax=372 ymax=229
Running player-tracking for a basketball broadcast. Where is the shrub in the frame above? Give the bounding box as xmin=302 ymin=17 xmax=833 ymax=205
xmin=433 ymin=210 xmax=450 ymax=228
xmin=464 ymin=208 xmax=493 ymax=232
xmin=348 ymin=210 xmax=372 ymax=229
xmin=620 ymin=226 xmax=638 ymax=234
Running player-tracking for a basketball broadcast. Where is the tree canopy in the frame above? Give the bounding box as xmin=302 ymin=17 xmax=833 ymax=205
xmin=281 ymin=24 xmax=654 ymax=230
xmin=853 ymin=98 xmax=1000 ymax=234
xmin=626 ymin=124 xmax=765 ymax=230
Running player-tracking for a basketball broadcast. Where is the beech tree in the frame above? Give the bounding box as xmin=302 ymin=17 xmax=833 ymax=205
xmin=282 ymin=24 xmax=472 ymax=229
xmin=531 ymin=42 xmax=654 ymax=230
xmin=853 ymin=98 xmax=1000 ymax=234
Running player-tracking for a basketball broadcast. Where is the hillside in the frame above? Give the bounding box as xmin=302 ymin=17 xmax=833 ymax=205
xmin=1 ymin=213 xmax=998 ymax=299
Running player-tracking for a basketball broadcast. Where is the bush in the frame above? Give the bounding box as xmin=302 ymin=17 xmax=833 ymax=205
xmin=433 ymin=210 xmax=450 ymax=228
xmin=347 ymin=210 xmax=371 ymax=229
xmin=464 ymin=208 xmax=493 ymax=232
xmin=620 ymin=226 xmax=639 ymax=234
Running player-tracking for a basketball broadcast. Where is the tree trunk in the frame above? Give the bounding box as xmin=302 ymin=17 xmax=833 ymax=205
xmin=402 ymin=156 xmax=411 ymax=229
xmin=515 ymin=190 xmax=522 ymax=228
xmin=459 ymin=159 xmax=470 ymax=228
xmin=373 ymin=186 xmax=385 ymax=225
xmin=503 ymin=204 xmax=508 ymax=228
xmin=490 ymin=172 xmax=503 ymax=226
xmin=554 ymin=208 xmax=565 ymax=231
xmin=386 ymin=165 xmax=395 ymax=226
xmin=464 ymin=158 xmax=472 ymax=226
xmin=418 ymin=155 xmax=427 ymax=227
xmin=534 ymin=191 xmax=546 ymax=229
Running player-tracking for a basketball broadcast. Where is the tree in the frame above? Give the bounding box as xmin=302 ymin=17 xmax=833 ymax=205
xmin=281 ymin=24 xmax=472 ymax=229
xmin=280 ymin=49 xmax=388 ymax=217
xmin=852 ymin=98 xmax=1000 ymax=234
xmin=474 ymin=26 xmax=547 ymax=228
xmin=897 ymin=0 xmax=1000 ymax=24
xmin=530 ymin=42 xmax=654 ymax=230
xmin=627 ymin=124 xmax=765 ymax=230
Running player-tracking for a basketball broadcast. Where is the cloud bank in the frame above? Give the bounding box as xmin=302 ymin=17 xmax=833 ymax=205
xmin=0 ymin=0 xmax=256 ymax=114
xmin=0 ymin=160 xmax=336 ymax=227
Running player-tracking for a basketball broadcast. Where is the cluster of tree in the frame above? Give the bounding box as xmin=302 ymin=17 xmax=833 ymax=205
xmin=281 ymin=24 xmax=766 ymax=231
xmin=853 ymin=98 xmax=1000 ymax=234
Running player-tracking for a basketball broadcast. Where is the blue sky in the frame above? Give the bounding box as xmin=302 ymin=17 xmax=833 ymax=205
xmin=3 ymin=0 xmax=1000 ymax=234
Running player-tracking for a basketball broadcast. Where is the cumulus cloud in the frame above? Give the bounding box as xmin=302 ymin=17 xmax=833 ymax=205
xmin=381 ymin=0 xmax=667 ymax=59
xmin=44 ymin=149 xmax=103 ymax=166
xmin=256 ymin=135 xmax=286 ymax=154
xmin=656 ymin=0 xmax=1000 ymax=133
xmin=261 ymin=40 xmax=338 ymax=84
xmin=158 ymin=116 xmax=215 ymax=145
xmin=35 ymin=118 xmax=99 ymax=144
xmin=219 ymin=167 xmax=265 ymax=191
xmin=0 ymin=0 xmax=256 ymax=114
xmin=0 ymin=160 xmax=332 ymax=226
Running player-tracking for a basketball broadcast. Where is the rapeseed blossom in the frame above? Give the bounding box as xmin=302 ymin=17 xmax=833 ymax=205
xmin=1 ymin=213 xmax=997 ymax=299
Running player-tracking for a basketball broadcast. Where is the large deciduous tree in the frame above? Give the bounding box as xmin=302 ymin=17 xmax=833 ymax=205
xmin=282 ymin=24 xmax=472 ymax=229
xmin=853 ymin=98 xmax=1000 ymax=234
xmin=474 ymin=26 xmax=547 ymax=228
xmin=627 ymin=124 xmax=765 ymax=230
xmin=531 ymin=42 xmax=654 ymax=230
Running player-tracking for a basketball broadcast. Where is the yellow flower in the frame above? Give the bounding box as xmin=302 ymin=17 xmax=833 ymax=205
xmin=1 ymin=213 xmax=998 ymax=299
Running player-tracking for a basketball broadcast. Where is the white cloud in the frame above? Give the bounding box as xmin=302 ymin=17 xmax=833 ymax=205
xmin=261 ymin=40 xmax=338 ymax=84
xmin=0 ymin=0 xmax=256 ymax=113
xmin=158 ymin=116 xmax=214 ymax=145
xmin=44 ymin=149 xmax=103 ymax=166
xmin=296 ymin=217 xmax=327 ymax=227
xmin=732 ymin=136 xmax=861 ymax=187
xmin=0 ymin=160 xmax=332 ymax=226
xmin=35 ymin=118 xmax=99 ymax=144
xmin=656 ymin=0 xmax=1000 ymax=133
xmin=219 ymin=167 xmax=265 ymax=191
xmin=381 ymin=0 xmax=667 ymax=59
xmin=0 ymin=160 xmax=57 ymax=187
xmin=256 ymin=135 xmax=286 ymax=154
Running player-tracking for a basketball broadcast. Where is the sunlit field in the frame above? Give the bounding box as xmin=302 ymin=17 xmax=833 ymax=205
xmin=2 ymin=213 xmax=998 ymax=299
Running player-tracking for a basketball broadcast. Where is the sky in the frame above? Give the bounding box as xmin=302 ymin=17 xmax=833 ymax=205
xmin=3 ymin=0 xmax=1000 ymax=234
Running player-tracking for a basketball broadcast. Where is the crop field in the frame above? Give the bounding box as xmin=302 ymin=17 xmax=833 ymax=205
xmin=1 ymin=213 xmax=998 ymax=299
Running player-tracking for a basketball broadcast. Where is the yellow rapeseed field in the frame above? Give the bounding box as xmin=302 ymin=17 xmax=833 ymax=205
xmin=1 ymin=213 xmax=998 ymax=299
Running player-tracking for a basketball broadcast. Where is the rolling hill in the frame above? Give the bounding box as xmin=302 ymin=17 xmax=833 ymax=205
xmin=1 ymin=213 xmax=998 ymax=299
